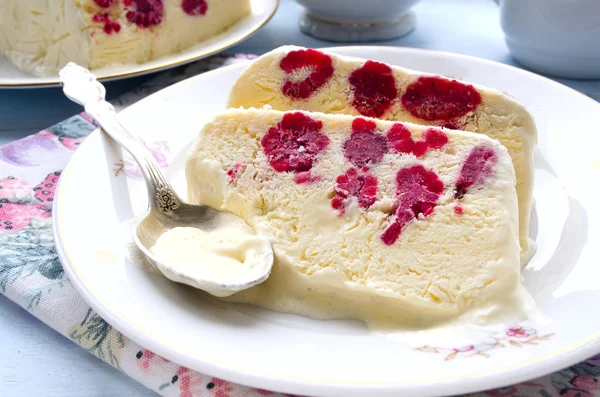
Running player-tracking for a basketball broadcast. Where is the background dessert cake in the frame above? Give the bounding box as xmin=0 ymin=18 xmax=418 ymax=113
xmin=0 ymin=0 xmax=250 ymax=76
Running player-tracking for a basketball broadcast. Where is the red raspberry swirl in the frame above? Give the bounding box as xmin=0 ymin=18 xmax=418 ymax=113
xmin=261 ymin=112 xmax=330 ymax=173
xmin=381 ymin=165 xmax=444 ymax=245
xmin=387 ymin=124 xmax=448 ymax=157
xmin=331 ymin=167 xmax=379 ymax=215
xmin=401 ymin=76 xmax=482 ymax=122
xmin=279 ymin=49 xmax=334 ymax=100
xmin=348 ymin=61 xmax=398 ymax=118
xmin=343 ymin=118 xmax=388 ymax=167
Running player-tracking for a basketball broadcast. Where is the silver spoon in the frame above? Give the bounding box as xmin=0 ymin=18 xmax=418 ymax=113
xmin=58 ymin=62 xmax=273 ymax=297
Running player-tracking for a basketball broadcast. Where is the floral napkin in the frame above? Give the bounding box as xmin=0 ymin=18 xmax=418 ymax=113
xmin=2 ymin=54 xmax=600 ymax=397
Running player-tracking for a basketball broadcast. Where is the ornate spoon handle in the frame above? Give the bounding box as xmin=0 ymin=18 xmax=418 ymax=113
xmin=59 ymin=63 xmax=180 ymax=213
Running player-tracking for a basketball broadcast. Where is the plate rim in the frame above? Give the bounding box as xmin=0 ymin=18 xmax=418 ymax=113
xmin=53 ymin=46 xmax=600 ymax=397
xmin=0 ymin=0 xmax=278 ymax=89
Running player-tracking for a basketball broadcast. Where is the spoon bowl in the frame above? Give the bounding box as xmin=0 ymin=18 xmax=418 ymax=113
xmin=133 ymin=203 xmax=273 ymax=297
xmin=59 ymin=62 xmax=273 ymax=297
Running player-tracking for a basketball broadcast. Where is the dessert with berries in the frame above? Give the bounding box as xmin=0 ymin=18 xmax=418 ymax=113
xmin=185 ymin=107 xmax=530 ymax=325
xmin=227 ymin=46 xmax=538 ymax=265
xmin=0 ymin=0 xmax=250 ymax=76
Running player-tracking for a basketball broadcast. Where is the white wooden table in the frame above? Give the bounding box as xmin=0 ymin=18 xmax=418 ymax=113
xmin=1 ymin=0 xmax=599 ymax=395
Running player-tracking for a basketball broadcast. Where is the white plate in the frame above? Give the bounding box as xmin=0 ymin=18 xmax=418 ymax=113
xmin=0 ymin=0 xmax=277 ymax=88
xmin=53 ymin=46 xmax=600 ymax=397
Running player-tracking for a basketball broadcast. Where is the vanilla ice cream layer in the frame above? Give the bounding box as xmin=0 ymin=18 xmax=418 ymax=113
xmin=0 ymin=0 xmax=250 ymax=77
xmin=185 ymin=107 xmax=529 ymax=326
xmin=227 ymin=46 xmax=538 ymax=265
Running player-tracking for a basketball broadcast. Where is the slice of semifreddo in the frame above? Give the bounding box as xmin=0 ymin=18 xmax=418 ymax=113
xmin=0 ymin=0 xmax=250 ymax=77
xmin=226 ymin=45 xmax=538 ymax=265
xmin=185 ymin=107 xmax=530 ymax=326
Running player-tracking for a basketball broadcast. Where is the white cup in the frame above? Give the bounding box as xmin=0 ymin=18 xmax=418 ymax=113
xmin=495 ymin=0 xmax=600 ymax=79
xmin=295 ymin=0 xmax=422 ymax=42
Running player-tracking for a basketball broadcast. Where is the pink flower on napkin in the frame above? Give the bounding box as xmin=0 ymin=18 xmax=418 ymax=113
xmin=0 ymin=172 xmax=61 ymax=231
xmin=572 ymin=375 xmax=600 ymax=390
xmin=33 ymin=172 xmax=60 ymax=208
xmin=59 ymin=136 xmax=85 ymax=150
xmin=0 ymin=176 xmax=31 ymax=200
xmin=559 ymin=375 xmax=600 ymax=396
xmin=0 ymin=202 xmax=50 ymax=231
xmin=175 ymin=366 xmax=233 ymax=397
xmin=136 ymin=349 xmax=170 ymax=373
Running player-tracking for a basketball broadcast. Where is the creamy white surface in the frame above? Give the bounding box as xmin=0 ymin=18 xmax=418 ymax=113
xmin=227 ymin=45 xmax=538 ymax=266
xmin=186 ymin=107 xmax=531 ymax=326
xmin=0 ymin=0 xmax=250 ymax=77
xmin=151 ymin=225 xmax=271 ymax=297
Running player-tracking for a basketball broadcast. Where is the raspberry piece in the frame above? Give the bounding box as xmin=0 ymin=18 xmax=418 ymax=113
xmin=261 ymin=112 xmax=330 ymax=173
xmin=343 ymin=118 xmax=388 ymax=167
xmin=454 ymin=145 xmax=497 ymax=199
xmin=331 ymin=167 xmax=378 ymax=214
xmin=94 ymin=0 xmax=116 ymax=7
xmin=381 ymin=165 xmax=444 ymax=245
xmin=279 ymin=49 xmax=334 ymax=99
xmin=454 ymin=204 xmax=464 ymax=215
xmin=93 ymin=14 xmax=121 ymax=34
xmin=401 ymin=76 xmax=482 ymax=121
xmin=181 ymin=0 xmax=208 ymax=15
xmin=0 ymin=177 xmax=30 ymax=199
xmin=294 ymin=171 xmax=321 ymax=184
xmin=226 ymin=162 xmax=243 ymax=180
xmin=387 ymin=124 xmax=448 ymax=157
xmin=0 ymin=202 xmax=50 ymax=231
xmin=348 ymin=61 xmax=398 ymax=118
xmin=125 ymin=0 xmax=164 ymax=28
xmin=422 ymin=128 xmax=448 ymax=149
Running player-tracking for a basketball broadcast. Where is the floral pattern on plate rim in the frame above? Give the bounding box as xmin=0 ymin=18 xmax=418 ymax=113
xmin=416 ymin=327 xmax=554 ymax=360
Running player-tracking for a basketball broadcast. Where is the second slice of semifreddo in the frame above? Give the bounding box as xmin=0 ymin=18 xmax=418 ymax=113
xmin=226 ymin=46 xmax=538 ymax=265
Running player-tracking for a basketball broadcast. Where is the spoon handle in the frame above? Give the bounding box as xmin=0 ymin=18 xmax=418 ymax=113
xmin=59 ymin=63 xmax=181 ymax=213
